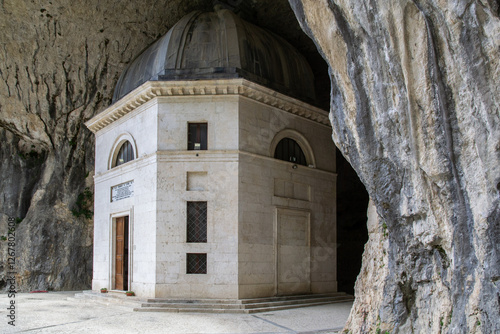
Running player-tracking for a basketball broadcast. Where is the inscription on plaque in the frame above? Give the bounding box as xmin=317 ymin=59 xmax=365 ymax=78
xmin=111 ymin=181 xmax=134 ymax=202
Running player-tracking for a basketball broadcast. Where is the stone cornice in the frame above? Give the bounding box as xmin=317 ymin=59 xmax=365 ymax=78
xmin=85 ymin=79 xmax=330 ymax=133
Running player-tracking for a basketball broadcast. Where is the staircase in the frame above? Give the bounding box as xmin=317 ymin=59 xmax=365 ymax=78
xmin=134 ymin=292 xmax=354 ymax=314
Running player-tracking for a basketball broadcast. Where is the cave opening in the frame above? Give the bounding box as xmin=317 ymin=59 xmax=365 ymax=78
xmin=336 ymin=150 xmax=369 ymax=295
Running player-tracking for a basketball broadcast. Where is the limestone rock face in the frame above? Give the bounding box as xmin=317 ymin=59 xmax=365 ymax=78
xmin=290 ymin=0 xmax=500 ymax=332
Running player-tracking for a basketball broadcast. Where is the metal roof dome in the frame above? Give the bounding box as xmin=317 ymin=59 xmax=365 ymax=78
xmin=112 ymin=9 xmax=316 ymax=104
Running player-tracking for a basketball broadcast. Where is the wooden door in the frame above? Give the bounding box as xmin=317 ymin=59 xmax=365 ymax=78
xmin=114 ymin=216 xmax=128 ymax=290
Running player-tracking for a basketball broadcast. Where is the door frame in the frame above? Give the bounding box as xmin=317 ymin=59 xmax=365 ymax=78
xmin=109 ymin=209 xmax=133 ymax=291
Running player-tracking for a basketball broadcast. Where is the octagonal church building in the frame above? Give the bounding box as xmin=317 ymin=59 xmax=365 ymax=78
xmin=85 ymin=8 xmax=337 ymax=300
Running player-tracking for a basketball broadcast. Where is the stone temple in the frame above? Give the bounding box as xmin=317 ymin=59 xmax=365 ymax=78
xmin=85 ymin=8 xmax=337 ymax=299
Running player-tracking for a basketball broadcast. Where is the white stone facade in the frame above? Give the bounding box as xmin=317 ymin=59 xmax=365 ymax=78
xmin=86 ymin=79 xmax=337 ymax=299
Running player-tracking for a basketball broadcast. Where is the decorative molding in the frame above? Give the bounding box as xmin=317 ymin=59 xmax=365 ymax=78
xmin=156 ymin=150 xmax=239 ymax=163
xmin=85 ymin=79 xmax=330 ymax=133
xmin=238 ymin=151 xmax=336 ymax=176
xmin=94 ymin=154 xmax=157 ymax=184
xmin=94 ymin=149 xmax=335 ymax=184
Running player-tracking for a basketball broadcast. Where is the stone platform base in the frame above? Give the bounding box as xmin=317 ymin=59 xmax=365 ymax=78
xmin=136 ymin=292 xmax=354 ymax=314
xmin=74 ymin=290 xmax=353 ymax=314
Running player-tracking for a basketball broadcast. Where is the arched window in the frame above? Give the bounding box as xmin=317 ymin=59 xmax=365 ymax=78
xmin=115 ymin=141 xmax=134 ymax=167
xmin=274 ymin=138 xmax=307 ymax=166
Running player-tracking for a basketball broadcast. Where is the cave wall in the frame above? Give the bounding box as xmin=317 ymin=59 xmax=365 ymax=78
xmin=289 ymin=0 xmax=500 ymax=332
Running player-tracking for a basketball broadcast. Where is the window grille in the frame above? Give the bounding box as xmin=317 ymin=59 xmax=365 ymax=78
xmin=274 ymin=138 xmax=307 ymax=166
xmin=187 ymin=202 xmax=207 ymax=243
xmin=115 ymin=141 xmax=134 ymax=167
xmin=186 ymin=253 xmax=207 ymax=274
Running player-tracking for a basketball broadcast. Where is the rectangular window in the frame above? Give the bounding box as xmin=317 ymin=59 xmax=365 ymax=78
xmin=186 ymin=253 xmax=207 ymax=274
xmin=187 ymin=201 xmax=207 ymax=243
xmin=188 ymin=123 xmax=208 ymax=150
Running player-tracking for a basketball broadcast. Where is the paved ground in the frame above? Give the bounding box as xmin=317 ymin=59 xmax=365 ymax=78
xmin=0 ymin=291 xmax=352 ymax=333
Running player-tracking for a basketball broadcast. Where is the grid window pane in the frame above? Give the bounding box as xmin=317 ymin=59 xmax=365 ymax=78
xmin=188 ymin=123 xmax=208 ymax=150
xmin=187 ymin=202 xmax=207 ymax=243
xmin=187 ymin=253 xmax=207 ymax=274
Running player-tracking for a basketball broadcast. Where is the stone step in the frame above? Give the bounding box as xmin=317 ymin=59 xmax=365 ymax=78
xmin=135 ymin=299 xmax=353 ymax=314
xmin=245 ymin=299 xmax=353 ymax=314
xmin=240 ymin=296 xmax=354 ymax=309
xmin=134 ymin=307 xmax=247 ymax=313
xmin=145 ymin=292 xmax=348 ymax=305
xmin=239 ymin=292 xmax=349 ymax=304
xmin=140 ymin=295 xmax=350 ymax=309
xmin=145 ymin=297 xmax=240 ymax=304
xmin=140 ymin=302 xmax=245 ymax=309
xmin=136 ymin=293 xmax=354 ymax=313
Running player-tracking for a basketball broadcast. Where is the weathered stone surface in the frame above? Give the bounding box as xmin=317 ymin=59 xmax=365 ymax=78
xmin=290 ymin=0 xmax=500 ymax=332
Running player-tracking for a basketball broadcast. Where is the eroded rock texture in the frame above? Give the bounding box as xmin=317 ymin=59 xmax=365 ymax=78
xmin=290 ymin=0 xmax=500 ymax=332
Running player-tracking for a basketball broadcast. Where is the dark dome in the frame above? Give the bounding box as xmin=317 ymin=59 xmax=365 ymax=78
xmin=112 ymin=9 xmax=316 ymax=103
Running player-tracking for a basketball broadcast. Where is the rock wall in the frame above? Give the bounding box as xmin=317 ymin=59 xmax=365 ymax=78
xmin=290 ymin=0 xmax=500 ymax=332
